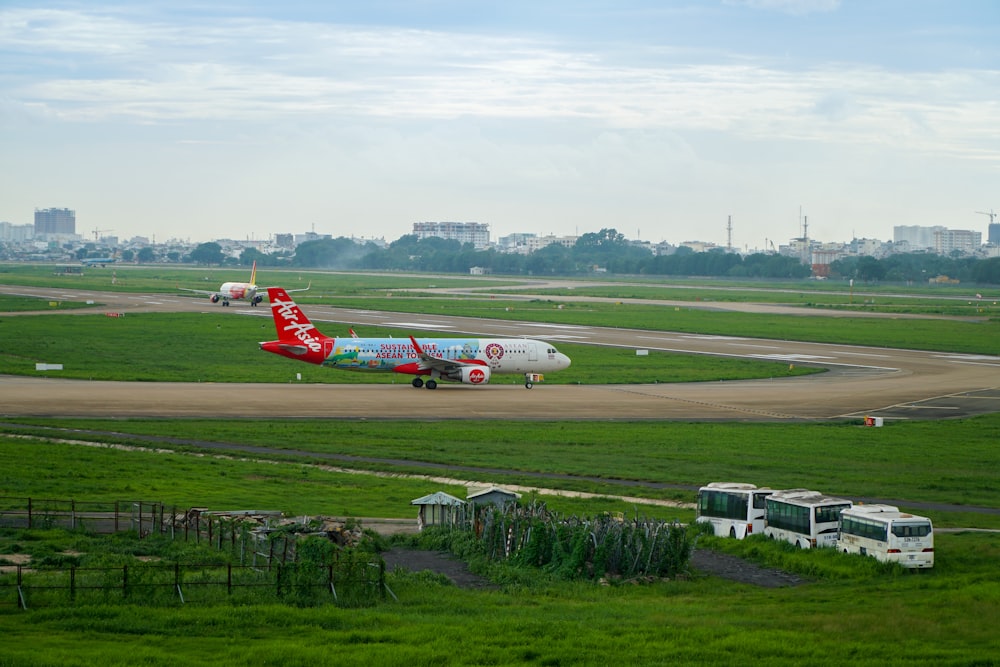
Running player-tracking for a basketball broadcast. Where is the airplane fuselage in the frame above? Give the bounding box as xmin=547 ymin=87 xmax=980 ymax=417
xmin=318 ymin=337 xmax=569 ymax=375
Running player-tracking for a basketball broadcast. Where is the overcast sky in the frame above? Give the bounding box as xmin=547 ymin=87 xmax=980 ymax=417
xmin=2 ymin=1 xmax=997 ymax=250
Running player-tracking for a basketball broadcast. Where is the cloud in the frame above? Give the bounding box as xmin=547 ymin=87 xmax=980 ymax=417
xmin=723 ymin=0 xmax=840 ymax=14
xmin=3 ymin=5 xmax=995 ymax=165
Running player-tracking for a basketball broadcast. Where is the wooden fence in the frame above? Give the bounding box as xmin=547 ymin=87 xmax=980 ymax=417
xmin=1 ymin=553 xmax=387 ymax=610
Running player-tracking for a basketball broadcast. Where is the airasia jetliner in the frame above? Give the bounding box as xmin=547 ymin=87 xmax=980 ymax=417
xmin=179 ymin=261 xmax=308 ymax=307
xmin=260 ymin=287 xmax=571 ymax=389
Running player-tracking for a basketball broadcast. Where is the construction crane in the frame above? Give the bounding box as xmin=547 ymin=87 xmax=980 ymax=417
xmin=976 ymin=210 xmax=996 ymax=225
xmin=92 ymin=228 xmax=114 ymax=241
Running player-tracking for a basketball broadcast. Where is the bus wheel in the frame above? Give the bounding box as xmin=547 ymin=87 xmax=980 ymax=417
xmin=729 ymin=527 xmax=737 ymax=539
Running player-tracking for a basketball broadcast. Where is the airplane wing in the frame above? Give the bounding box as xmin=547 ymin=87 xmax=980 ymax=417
xmin=177 ymin=287 xmax=218 ymax=296
xmin=409 ymin=336 xmax=481 ymax=374
xmin=266 ymin=282 xmax=310 ymax=294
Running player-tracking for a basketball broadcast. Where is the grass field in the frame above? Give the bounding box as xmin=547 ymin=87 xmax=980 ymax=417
xmin=1 ymin=417 xmax=999 ymax=665
xmin=1 ymin=266 xmax=998 ymax=665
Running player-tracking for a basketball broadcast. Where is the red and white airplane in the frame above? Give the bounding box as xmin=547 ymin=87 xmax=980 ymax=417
xmin=259 ymin=287 xmax=572 ymax=389
xmin=179 ymin=261 xmax=307 ymax=307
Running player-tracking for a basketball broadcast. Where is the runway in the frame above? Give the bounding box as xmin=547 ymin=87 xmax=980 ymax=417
xmin=2 ymin=284 xmax=999 ymax=421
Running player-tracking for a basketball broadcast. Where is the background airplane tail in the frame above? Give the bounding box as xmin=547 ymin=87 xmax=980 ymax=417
xmin=249 ymin=260 xmax=257 ymax=286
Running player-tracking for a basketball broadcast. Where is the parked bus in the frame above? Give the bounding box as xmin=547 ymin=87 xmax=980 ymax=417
xmin=764 ymin=489 xmax=852 ymax=549
xmin=696 ymin=482 xmax=774 ymax=539
xmin=837 ymin=504 xmax=934 ymax=569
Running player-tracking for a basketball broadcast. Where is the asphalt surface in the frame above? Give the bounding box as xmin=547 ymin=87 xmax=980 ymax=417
xmin=2 ymin=283 xmax=999 ymax=421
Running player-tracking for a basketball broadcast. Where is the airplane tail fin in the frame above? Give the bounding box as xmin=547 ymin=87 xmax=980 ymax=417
xmin=249 ymin=260 xmax=257 ymax=285
xmin=260 ymin=287 xmax=329 ymax=364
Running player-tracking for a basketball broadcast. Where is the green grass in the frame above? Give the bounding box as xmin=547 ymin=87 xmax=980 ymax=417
xmin=3 ymin=415 xmax=999 ymax=526
xmin=1 ymin=417 xmax=998 ymax=665
xmin=0 ymin=312 xmax=818 ymax=384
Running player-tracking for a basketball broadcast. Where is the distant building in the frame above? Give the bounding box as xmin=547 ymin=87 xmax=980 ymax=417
xmin=0 ymin=221 xmax=34 ymax=242
xmin=988 ymin=223 xmax=1000 ymax=246
xmin=524 ymin=234 xmax=577 ymax=253
xmin=894 ymin=225 xmax=946 ymax=251
xmin=680 ymin=240 xmax=719 ymax=253
xmin=497 ymin=232 xmax=536 ymax=254
xmin=413 ymin=221 xmax=490 ymax=249
xmin=34 ymin=208 xmax=76 ymax=238
xmin=934 ymin=229 xmax=981 ymax=256
xmin=847 ymin=237 xmax=887 ymax=258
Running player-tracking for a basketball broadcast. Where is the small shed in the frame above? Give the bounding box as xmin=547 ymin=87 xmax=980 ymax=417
xmin=411 ymin=491 xmax=466 ymax=531
xmin=466 ymin=486 xmax=521 ymax=507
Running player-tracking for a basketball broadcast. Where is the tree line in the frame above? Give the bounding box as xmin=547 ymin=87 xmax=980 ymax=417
xmin=183 ymin=228 xmax=1000 ymax=284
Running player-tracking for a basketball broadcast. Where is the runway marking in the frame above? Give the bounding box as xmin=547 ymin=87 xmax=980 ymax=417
xmin=516 ymin=322 xmax=589 ymax=330
xmin=934 ymin=354 xmax=1000 ymax=361
xmin=748 ymin=354 xmax=836 ymax=361
xmin=949 ymin=360 xmax=1000 ymax=368
xmin=680 ymin=334 xmax=746 ymax=341
xmin=384 ymin=322 xmax=456 ymax=330
xmin=732 ymin=343 xmax=782 ymax=350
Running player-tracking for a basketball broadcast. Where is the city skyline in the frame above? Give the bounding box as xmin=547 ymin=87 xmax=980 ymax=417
xmin=1 ymin=1 xmax=997 ymax=249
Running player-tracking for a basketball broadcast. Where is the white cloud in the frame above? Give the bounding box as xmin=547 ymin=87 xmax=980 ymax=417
xmin=723 ymin=0 xmax=840 ymax=14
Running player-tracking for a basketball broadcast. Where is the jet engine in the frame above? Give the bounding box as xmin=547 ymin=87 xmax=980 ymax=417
xmin=455 ymin=365 xmax=491 ymax=385
xmin=210 ymin=294 xmax=221 ymax=303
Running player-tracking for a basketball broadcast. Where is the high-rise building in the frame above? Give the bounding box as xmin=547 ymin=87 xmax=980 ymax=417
xmin=989 ymin=223 xmax=1000 ymax=246
xmin=413 ymin=222 xmax=490 ymax=249
xmin=934 ymin=229 xmax=982 ymax=256
xmin=34 ymin=208 xmax=76 ymax=237
xmin=893 ymin=225 xmax=945 ymax=251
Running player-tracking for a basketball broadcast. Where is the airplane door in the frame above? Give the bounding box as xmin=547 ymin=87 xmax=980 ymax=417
xmin=324 ymin=339 xmax=334 ymax=359
xmin=528 ymin=343 xmax=537 ymax=362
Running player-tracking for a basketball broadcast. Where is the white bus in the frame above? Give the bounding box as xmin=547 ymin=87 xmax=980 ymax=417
xmin=837 ymin=504 xmax=934 ymax=569
xmin=764 ymin=489 xmax=852 ymax=549
xmin=696 ymin=482 xmax=774 ymax=539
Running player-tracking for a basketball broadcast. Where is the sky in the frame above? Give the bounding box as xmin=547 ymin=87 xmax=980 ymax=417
xmin=1 ymin=0 xmax=998 ymax=251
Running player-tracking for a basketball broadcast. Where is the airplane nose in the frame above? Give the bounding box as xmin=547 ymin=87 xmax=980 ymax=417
xmin=560 ymin=353 xmax=572 ymax=369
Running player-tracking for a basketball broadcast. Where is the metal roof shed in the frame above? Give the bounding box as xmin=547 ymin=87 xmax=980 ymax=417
xmin=466 ymin=486 xmax=521 ymax=507
xmin=411 ymin=491 xmax=466 ymax=531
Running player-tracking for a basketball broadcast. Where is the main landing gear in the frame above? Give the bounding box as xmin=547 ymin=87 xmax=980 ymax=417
xmin=411 ymin=377 xmax=437 ymax=390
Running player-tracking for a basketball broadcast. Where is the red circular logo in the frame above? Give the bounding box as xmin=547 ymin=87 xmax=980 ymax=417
xmin=484 ymin=343 xmax=505 ymax=361
xmin=469 ymin=368 xmax=486 ymax=384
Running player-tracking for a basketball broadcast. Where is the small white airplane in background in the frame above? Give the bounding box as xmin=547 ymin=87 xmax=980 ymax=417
xmin=81 ymin=256 xmax=117 ymax=268
xmin=179 ymin=261 xmax=308 ymax=306
xmin=259 ymin=287 xmax=571 ymax=389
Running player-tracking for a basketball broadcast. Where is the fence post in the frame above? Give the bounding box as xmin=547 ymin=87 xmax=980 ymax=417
xmin=27 ymin=497 xmax=32 ymax=529
xmin=17 ymin=564 xmax=27 ymax=610
xmin=70 ymin=565 xmax=76 ymax=602
xmin=175 ymin=562 xmax=185 ymax=604
xmin=114 ymin=500 xmax=120 ymax=533
xmin=379 ymin=559 xmax=386 ymax=600
xmin=227 ymin=563 xmax=232 ymax=595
